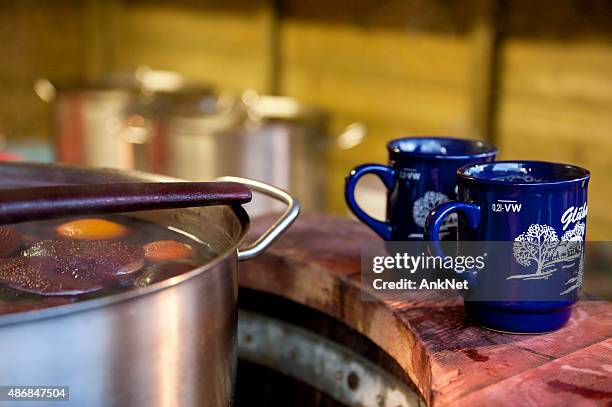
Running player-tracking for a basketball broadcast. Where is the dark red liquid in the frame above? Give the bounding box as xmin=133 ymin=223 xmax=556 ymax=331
xmin=0 ymin=215 xmax=215 ymax=316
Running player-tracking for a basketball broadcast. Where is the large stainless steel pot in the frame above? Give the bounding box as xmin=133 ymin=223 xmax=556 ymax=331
xmin=0 ymin=162 xmax=299 ymax=407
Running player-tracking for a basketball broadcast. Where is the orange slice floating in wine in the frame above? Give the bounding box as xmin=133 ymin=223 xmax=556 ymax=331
xmin=56 ymin=218 xmax=128 ymax=240
xmin=143 ymin=240 xmax=195 ymax=263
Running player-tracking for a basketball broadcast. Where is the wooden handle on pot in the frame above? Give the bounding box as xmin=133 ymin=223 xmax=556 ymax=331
xmin=0 ymin=182 xmax=252 ymax=225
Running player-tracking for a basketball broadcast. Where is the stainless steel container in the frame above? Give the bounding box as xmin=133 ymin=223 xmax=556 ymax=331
xmin=154 ymin=93 xmax=329 ymax=215
xmin=35 ymin=68 xmax=215 ymax=170
xmin=0 ymin=162 xmax=299 ymax=407
xmin=40 ymin=74 xmax=334 ymax=214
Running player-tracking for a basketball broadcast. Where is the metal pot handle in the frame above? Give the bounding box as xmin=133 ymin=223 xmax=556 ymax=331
xmin=216 ymin=176 xmax=300 ymax=261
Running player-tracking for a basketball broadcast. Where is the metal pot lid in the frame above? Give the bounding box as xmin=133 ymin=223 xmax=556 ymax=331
xmin=163 ymin=92 xmax=248 ymax=134
xmin=34 ymin=66 xmax=214 ymax=103
xmin=163 ymin=91 xmax=328 ymax=137
xmin=242 ymin=91 xmax=327 ymax=124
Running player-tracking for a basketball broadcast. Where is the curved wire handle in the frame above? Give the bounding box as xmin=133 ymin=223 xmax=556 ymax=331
xmin=216 ymin=176 xmax=300 ymax=261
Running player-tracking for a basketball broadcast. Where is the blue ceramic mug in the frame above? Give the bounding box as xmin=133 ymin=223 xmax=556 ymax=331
xmin=345 ymin=137 xmax=497 ymax=240
xmin=424 ymin=161 xmax=590 ymax=333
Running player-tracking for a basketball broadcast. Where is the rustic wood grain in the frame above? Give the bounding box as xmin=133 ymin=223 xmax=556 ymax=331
xmin=455 ymin=339 xmax=612 ymax=407
xmin=240 ymin=214 xmax=612 ymax=406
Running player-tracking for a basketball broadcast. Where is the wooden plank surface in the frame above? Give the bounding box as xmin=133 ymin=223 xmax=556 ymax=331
xmin=456 ymin=339 xmax=612 ymax=406
xmin=240 ymin=214 xmax=612 ymax=406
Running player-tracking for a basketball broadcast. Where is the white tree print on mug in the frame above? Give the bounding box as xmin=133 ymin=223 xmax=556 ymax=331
xmin=413 ymin=191 xmax=457 ymax=229
xmin=511 ymin=224 xmax=559 ymax=280
xmin=509 ymin=222 xmax=585 ymax=293
xmin=561 ymin=222 xmax=585 ymax=242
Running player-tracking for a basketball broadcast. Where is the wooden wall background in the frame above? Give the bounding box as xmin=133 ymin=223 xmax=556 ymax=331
xmin=0 ymin=0 xmax=610 ymax=238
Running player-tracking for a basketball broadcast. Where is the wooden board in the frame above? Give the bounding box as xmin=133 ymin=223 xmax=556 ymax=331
xmin=240 ymin=214 xmax=612 ymax=406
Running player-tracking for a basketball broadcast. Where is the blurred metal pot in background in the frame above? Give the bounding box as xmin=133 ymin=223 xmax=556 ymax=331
xmin=35 ymin=66 xmax=215 ymax=170
xmin=153 ymin=91 xmax=330 ymax=215
xmin=38 ymin=70 xmax=360 ymax=215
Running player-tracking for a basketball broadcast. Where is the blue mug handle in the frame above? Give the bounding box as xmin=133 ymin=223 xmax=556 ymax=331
xmin=424 ymin=201 xmax=481 ymax=246
xmin=345 ymin=164 xmax=396 ymax=240
xmin=424 ymin=201 xmax=481 ymax=285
